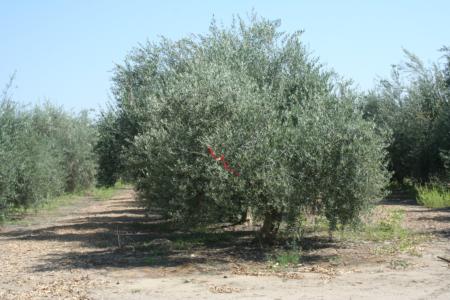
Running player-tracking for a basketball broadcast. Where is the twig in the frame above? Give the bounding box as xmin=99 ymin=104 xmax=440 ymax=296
xmin=437 ymin=256 xmax=450 ymax=263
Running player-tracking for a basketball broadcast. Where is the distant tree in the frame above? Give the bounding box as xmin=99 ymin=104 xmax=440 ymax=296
xmin=362 ymin=49 xmax=450 ymax=183
xmin=95 ymin=108 xmax=123 ymax=186
xmin=441 ymin=46 xmax=450 ymax=88
xmin=0 ymin=77 xmax=97 ymax=219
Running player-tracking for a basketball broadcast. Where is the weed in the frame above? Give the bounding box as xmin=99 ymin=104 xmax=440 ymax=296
xmin=388 ymin=180 xmax=418 ymax=199
xmin=342 ymin=209 xmax=405 ymax=241
xmin=1 ymin=183 xmax=125 ymax=225
xmin=389 ymin=259 xmax=410 ymax=269
xmin=91 ymin=187 xmax=116 ymax=201
xmin=90 ymin=180 xmax=128 ymax=201
xmin=39 ymin=193 xmax=84 ymax=210
xmin=171 ymin=239 xmax=196 ymax=251
xmin=144 ymin=256 xmax=157 ymax=265
xmin=416 ymin=184 xmax=450 ymax=208
xmin=3 ymin=193 xmax=84 ymax=225
xmin=144 ymin=247 xmax=170 ymax=265
xmin=269 ymin=248 xmax=302 ymax=268
xmin=328 ymin=255 xmax=342 ymax=266
xmin=342 ymin=208 xmax=428 ymax=255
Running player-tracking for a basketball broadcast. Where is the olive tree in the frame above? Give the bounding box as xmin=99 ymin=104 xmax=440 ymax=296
xmin=108 ymin=15 xmax=390 ymax=241
xmin=362 ymin=49 xmax=450 ymax=183
xmin=0 ymin=78 xmax=98 ymax=219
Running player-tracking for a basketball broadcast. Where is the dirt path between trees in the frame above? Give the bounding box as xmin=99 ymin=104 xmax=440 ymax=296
xmin=1 ymin=188 xmax=449 ymax=299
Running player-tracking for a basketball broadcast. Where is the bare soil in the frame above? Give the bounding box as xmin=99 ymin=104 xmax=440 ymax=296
xmin=1 ymin=188 xmax=449 ymax=299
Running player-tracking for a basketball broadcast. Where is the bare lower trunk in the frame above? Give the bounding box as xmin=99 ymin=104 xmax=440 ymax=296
xmin=239 ymin=208 xmax=253 ymax=226
xmin=260 ymin=208 xmax=282 ymax=243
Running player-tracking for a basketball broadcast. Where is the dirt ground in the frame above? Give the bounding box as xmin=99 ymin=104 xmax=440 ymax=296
xmin=1 ymin=188 xmax=449 ymax=300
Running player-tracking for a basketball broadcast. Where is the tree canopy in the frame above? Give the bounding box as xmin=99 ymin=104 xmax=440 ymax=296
xmin=98 ymin=15 xmax=390 ymax=240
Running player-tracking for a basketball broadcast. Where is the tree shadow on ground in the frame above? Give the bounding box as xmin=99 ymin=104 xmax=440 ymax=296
xmin=0 ymin=197 xmax=342 ymax=273
xmin=379 ymin=197 xmax=418 ymax=206
xmin=433 ymin=229 xmax=450 ymax=238
xmin=381 ymin=197 xmax=450 ymax=238
xmin=417 ymin=214 xmax=450 ymax=223
xmin=415 ymin=212 xmax=450 ymax=238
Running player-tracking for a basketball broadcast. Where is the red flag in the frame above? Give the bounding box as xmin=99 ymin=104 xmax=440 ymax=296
xmin=207 ymin=146 xmax=216 ymax=159
xmin=207 ymin=145 xmax=241 ymax=177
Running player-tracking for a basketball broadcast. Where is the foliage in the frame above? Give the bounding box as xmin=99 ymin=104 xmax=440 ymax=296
xmin=4 ymin=184 xmax=124 ymax=225
xmin=416 ymin=184 xmax=450 ymax=208
xmin=341 ymin=208 xmax=427 ymax=255
xmin=0 ymin=78 xmax=97 ymax=219
xmin=90 ymin=180 xmax=127 ymax=201
xmin=95 ymin=108 xmax=123 ymax=186
xmin=362 ymin=48 xmax=450 ymax=183
xmin=104 ymin=14 xmax=390 ymax=241
xmin=270 ymin=248 xmax=302 ymax=267
xmin=361 ymin=209 xmax=407 ymax=241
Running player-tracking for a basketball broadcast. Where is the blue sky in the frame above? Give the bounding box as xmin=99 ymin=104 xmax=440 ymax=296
xmin=1 ymin=0 xmax=449 ymax=111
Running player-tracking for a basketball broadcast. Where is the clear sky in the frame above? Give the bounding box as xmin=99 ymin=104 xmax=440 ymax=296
xmin=1 ymin=0 xmax=449 ymax=111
